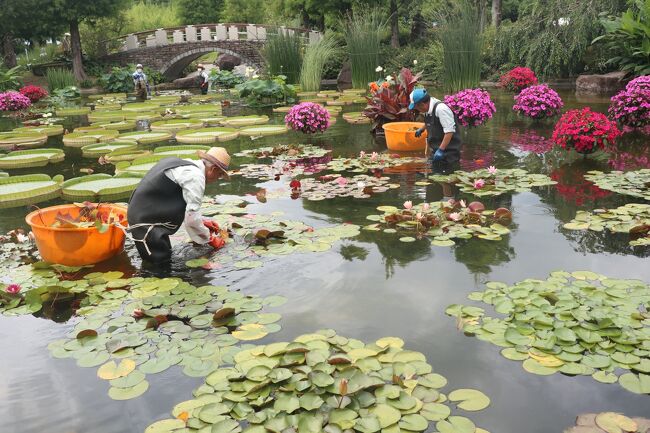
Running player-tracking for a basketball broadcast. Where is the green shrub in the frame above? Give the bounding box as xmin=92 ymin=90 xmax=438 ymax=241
xmin=46 ymin=86 xmax=81 ymax=108
xmin=79 ymin=79 xmax=95 ymax=89
xmin=46 ymin=68 xmax=76 ymax=91
xmin=300 ymin=35 xmax=340 ymax=92
xmin=322 ymin=50 xmax=346 ymax=80
xmin=593 ymin=0 xmax=650 ymax=76
xmin=343 ymin=11 xmax=386 ymax=89
xmin=236 ymin=75 xmax=297 ymax=107
xmin=264 ymin=32 xmax=304 ymax=84
xmin=99 ymin=67 xmax=134 ymax=93
xmin=383 ymin=42 xmax=444 ymax=84
xmin=124 ymin=1 xmax=180 ymax=33
xmin=0 ymin=66 xmax=23 ymax=91
xmin=209 ymin=70 xmax=244 ymax=89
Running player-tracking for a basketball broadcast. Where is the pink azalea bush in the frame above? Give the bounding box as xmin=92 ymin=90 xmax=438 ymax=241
xmin=608 ymin=75 xmax=650 ymax=129
xmin=285 ymin=102 xmax=330 ymax=134
xmin=512 ymin=84 xmax=563 ymax=119
xmin=0 ymin=91 xmax=32 ymax=111
xmin=444 ymin=88 xmax=496 ymax=127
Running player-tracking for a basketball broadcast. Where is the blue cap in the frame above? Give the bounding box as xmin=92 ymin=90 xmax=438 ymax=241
xmin=408 ymin=88 xmax=427 ymax=110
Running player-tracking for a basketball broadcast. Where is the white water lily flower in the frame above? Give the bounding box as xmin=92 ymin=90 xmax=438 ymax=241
xmin=357 ymin=181 xmax=366 ymax=189
xmin=375 ymin=66 xmax=383 ymax=72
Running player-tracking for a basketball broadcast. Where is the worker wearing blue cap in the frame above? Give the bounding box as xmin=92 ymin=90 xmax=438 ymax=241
xmin=409 ymin=88 xmax=461 ymax=169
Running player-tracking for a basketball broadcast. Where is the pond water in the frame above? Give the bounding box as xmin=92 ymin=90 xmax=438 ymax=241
xmin=0 ymin=89 xmax=649 ymax=433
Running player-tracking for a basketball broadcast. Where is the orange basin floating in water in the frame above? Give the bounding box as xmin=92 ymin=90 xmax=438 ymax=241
xmin=25 ymin=203 xmax=128 ymax=266
xmin=382 ymin=122 xmax=427 ymax=151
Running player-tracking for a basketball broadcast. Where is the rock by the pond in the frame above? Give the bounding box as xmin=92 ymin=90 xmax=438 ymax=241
xmin=215 ymin=54 xmax=241 ymax=71
xmin=575 ymin=71 xmax=627 ymax=93
xmin=337 ymin=61 xmax=352 ymax=90
xmin=565 ymin=413 xmax=650 ymax=433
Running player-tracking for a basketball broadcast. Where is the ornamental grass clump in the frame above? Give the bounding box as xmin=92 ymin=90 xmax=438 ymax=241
xmin=0 ymin=91 xmax=32 ymax=111
xmin=552 ymin=107 xmax=621 ymax=154
xmin=285 ymin=102 xmax=330 ymax=134
xmin=499 ymin=67 xmax=538 ymax=92
xmin=512 ymin=84 xmax=564 ymax=119
xmin=609 ymin=75 xmax=650 ymax=129
xmin=443 ymin=88 xmax=496 ymax=127
xmin=19 ymin=85 xmax=48 ymax=103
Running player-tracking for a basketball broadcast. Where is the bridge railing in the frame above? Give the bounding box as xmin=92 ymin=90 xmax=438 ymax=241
xmin=105 ymin=24 xmax=322 ymax=53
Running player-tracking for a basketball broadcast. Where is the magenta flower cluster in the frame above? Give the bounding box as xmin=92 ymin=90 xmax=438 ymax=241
xmin=284 ymin=102 xmax=330 ymax=134
xmin=512 ymin=84 xmax=563 ymax=119
xmin=608 ymin=75 xmax=650 ymax=129
xmin=444 ymin=88 xmax=496 ymax=127
xmin=0 ymin=91 xmax=32 ymax=112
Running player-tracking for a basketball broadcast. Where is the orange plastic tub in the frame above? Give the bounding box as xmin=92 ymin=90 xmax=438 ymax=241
xmin=25 ymin=203 xmax=128 ymax=266
xmin=382 ymin=122 xmax=427 ymax=151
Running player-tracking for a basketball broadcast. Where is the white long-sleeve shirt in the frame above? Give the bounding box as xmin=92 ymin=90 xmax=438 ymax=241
xmin=164 ymin=159 xmax=211 ymax=244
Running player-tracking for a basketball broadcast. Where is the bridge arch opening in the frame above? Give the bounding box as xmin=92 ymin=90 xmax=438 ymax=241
xmin=161 ymin=48 xmax=260 ymax=80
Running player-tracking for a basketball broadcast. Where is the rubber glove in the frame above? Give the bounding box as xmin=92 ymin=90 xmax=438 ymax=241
xmin=432 ymin=148 xmax=445 ymax=162
xmin=414 ymin=127 xmax=425 ymax=138
xmin=203 ymin=220 xmax=220 ymax=234
xmin=208 ymin=235 xmax=225 ymax=250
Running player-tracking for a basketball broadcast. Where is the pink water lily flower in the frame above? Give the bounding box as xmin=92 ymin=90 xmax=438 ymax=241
xmin=448 ymin=212 xmax=462 ymax=221
xmin=336 ymin=177 xmax=348 ymax=186
xmin=422 ymin=203 xmax=431 ymax=211
xmin=487 ymin=166 xmax=498 ymax=175
xmin=359 ymin=151 xmax=366 ymax=158
xmin=403 ymin=201 xmax=413 ymax=210
xmin=5 ymin=284 xmax=21 ymax=294
xmin=370 ymin=152 xmax=379 ymax=161
xmin=460 ymin=199 xmax=467 ymax=208
xmin=473 ymin=179 xmax=485 ymax=189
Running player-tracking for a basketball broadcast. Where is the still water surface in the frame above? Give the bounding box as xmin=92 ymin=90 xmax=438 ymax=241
xmin=0 ymin=89 xmax=648 ymax=433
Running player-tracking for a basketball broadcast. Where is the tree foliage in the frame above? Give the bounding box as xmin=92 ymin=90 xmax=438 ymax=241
xmin=177 ymin=0 xmax=222 ymax=24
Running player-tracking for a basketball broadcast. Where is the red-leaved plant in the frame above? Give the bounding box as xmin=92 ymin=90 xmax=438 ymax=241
xmin=362 ymin=68 xmax=422 ymax=133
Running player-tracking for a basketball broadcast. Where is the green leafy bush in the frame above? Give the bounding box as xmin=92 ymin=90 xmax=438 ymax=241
xmin=209 ymin=70 xmax=244 ymax=88
xmin=236 ymin=75 xmax=297 ymax=107
xmin=593 ymin=0 xmax=650 ymax=76
xmin=100 ymin=67 xmax=134 ymax=93
xmin=383 ymin=42 xmax=444 ymax=84
xmin=0 ymin=66 xmax=23 ymax=92
xmin=46 ymin=86 xmax=81 ymax=108
xmin=46 ymin=68 xmax=76 ymax=91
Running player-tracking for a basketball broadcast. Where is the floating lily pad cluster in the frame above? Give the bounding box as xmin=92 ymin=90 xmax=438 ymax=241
xmin=46 ymin=270 xmax=286 ymax=400
xmin=235 ymin=144 xmax=331 ymax=161
xmin=584 ymin=169 xmax=650 ymax=201
xmin=233 ymin=163 xmax=328 ymax=180
xmin=202 ymin=198 xmax=250 ymax=216
xmin=364 ymin=201 xmax=513 ymax=245
xmin=446 ymin=271 xmax=650 ymax=394
xmin=566 ymin=412 xmax=650 ymax=433
xmin=327 ymin=155 xmax=426 ymax=173
xmin=430 ymin=168 xmax=557 ymax=197
xmin=146 ymin=330 xmax=492 ymax=433
xmin=564 ymin=203 xmax=650 ymax=246
xmin=194 ymin=212 xmax=361 ymax=270
xmin=298 ymin=175 xmax=400 ymax=201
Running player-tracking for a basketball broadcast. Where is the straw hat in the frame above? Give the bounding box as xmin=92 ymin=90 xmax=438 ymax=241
xmin=197 ymin=147 xmax=231 ymax=176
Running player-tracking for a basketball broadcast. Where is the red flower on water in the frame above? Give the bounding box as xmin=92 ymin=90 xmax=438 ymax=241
xmin=5 ymin=284 xmax=21 ymax=294
xmin=19 ymin=85 xmax=48 ymax=103
xmin=499 ymin=67 xmax=538 ymax=93
xmin=289 ymin=179 xmax=301 ymax=190
xmin=552 ymin=108 xmax=621 ymax=154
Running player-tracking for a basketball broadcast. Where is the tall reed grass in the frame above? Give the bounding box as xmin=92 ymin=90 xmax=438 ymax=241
xmin=46 ymin=68 xmax=76 ymax=91
xmin=439 ymin=2 xmax=482 ymax=92
xmin=264 ymin=32 xmax=304 ymax=84
xmin=300 ymin=35 xmax=340 ymax=92
xmin=343 ymin=11 xmax=386 ymax=89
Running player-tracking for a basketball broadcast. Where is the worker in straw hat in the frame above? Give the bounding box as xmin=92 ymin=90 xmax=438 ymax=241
xmin=127 ymin=148 xmax=231 ymax=264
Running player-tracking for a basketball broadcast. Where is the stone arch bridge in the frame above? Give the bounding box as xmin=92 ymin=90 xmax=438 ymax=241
xmin=100 ymin=24 xmax=322 ymax=80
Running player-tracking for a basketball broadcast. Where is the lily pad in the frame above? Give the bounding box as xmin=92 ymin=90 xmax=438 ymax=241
xmin=0 ymin=174 xmax=61 ymax=209
xmin=0 ymin=148 xmax=64 ymax=169
xmin=175 ymin=127 xmax=239 ymax=144
xmin=61 ymin=173 xmax=143 ymax=201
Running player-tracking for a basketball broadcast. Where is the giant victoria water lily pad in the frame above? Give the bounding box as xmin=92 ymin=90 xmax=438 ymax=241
xmin=343 ymin=112 xmax=371 ymax=124
xmin=146 ymin=330 xmax=492 ymax=433
xmin=92 ymin=120 xmax=137 ymax=131
xmin=81 ymin=142 xmax=138 ymax=158
xmin=221 ymin=115 xmax=269 ymax=128
xmin=153 ymin=145 xmax=209 ymax=157
xmin=63 ymin=130 xmax=119 ymax=147
xmin=0 ymin=132 xmax=48 ymax=150
xmin=61 ymin=173 xmax=144 ymax=201
xmin=173 ymin=103 xmax=222 ymax=114
xmin=584 ymin=169 xmax=650 ymax=201
xmin=364 ymin=200 xmax=513 ymax=245
xmin=446 ymin=271 xmax=650 ymax=394
xmin=88 ymin=110 xmax=126 ymax=123
xmin=431 ymin=168 xmax=557 ymax=197
xmin=175 ymin=127 xmax=239 ymax=144
xmin=0 ymin=148 xmax=64 ymax=169
xmin=0 ymin=174 xmax=61 ymax=208
xmin=118 ymin=131 xmax=173 ymax=144
xmin=150 ymin=118 xmax=205 ymax=132
xmin=13 ymin=125 xmax=64 ymax=136
xmin=564 ymin=203 xmax=650 ymax=246
xmin=238 ymin=125 xmax=289 ymax=137
xmin=115 ymin=155 xmax=196 ymax=174
xmin=121 ymin=102 xmax=164 ymax=112
xmin=55 ymin=107 xmax=91 ymax=116
xmin=42 ymin=270 xmax=285 ymax=400
xmin=122 ymin=111 xmax=162 ymax=122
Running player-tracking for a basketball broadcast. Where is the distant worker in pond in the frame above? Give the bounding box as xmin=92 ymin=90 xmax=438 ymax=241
xmin=127 ymin=147 xmax=231 ymax=265
xmin=197 ymin=64 xmax=209 ymax=95
xmin=410 ymin=88 xmax=462 ymax=173
xmin=132 ymin=64 xmax=149 ymax=100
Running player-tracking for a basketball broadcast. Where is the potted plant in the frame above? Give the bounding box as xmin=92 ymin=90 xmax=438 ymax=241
xmin=552 ymin=107 xmax=621 ymax=154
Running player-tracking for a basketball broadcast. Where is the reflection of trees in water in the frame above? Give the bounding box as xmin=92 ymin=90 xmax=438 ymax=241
xmin=339 ymin=244 xmax=369 ymax=262
xmin=535 ymin=159 xmax=650 ymax=257
xmin=358 ymin=231 xmax=432 ymax=279
xmin=453 ymin=238 xmax=516 ymax=276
